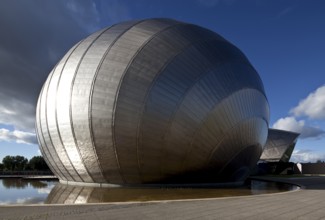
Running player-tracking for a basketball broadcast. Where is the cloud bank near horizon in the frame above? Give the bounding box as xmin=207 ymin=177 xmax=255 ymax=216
xmin=273 ymin=84 xmax=325 ymax=139
xmin=0 ymin=128 xmax=37 ymax=145
xmin=290 ymin=149 xmax=325 ymax=163
xmin=273 ymin=116 xmax=325 ymax=139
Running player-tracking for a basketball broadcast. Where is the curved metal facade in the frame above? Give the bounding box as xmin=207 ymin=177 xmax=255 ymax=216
xmin=260 ymin=129 xmax=299 ymax=163
xmin=36 ymin=18 xmax=269 ymax=184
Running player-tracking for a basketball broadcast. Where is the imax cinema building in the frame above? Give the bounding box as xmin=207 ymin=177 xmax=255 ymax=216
xmin=36 ymin=18 xmax=297 ymax=186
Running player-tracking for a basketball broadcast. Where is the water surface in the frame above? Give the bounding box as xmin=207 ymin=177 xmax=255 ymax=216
xmin=0 ymin=178 xmax=57 ymax=205
xmin=0 ymin=178 xmax=298 ymax=205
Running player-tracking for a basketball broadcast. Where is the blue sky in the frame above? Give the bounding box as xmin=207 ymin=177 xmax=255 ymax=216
xmin=0 ymin=0 xmax=324 ymax=163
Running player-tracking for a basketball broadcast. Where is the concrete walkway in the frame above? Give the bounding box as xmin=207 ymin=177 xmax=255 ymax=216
xmin=2 ymin=176 xmax=325 ymax=220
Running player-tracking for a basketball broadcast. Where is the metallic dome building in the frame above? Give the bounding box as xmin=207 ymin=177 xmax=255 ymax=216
xmin=36 ymin=18 xmax=270 ymax=185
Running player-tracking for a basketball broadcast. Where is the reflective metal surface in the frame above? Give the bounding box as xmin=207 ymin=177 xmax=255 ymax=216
xmin=260 ymin=128 xmax=299 ymax=163
xmin=36 ymin=18 xmax=269 ymax=184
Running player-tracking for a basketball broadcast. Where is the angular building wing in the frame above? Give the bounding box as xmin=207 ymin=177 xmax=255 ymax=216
xmin=260 ymin=128 xmax=299 ymax=163
xmin=35 ymin=18 xmax=269 ymax=185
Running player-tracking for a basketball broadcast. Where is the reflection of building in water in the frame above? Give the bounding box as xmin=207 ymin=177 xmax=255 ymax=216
xmin=45 ymin=181 xmax=297 ymax=204
xmin=36 ymin=18 xmax=270 ymax=185
xmin=46 ymin=184 xmax=135 ymax=204
xmin=46 ymin=184 xmax=92 ymax=204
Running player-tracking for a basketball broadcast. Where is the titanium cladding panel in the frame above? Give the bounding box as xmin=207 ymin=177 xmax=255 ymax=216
xmin=36 ymin=18 xmax=270 ymax=184
xmin=260 ymin=129 xmax=299 ymax=163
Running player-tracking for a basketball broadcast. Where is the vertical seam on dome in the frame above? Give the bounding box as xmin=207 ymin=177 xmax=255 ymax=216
xmin=157 ymin=38 xmax=229 ymax=176
xmin=69 ymin=27 xmax=112 ymax=183
xmin=134 ymin=23 xmax=189 ymax=181
xmin=88 ymin=22 xmax=141 ymax=183
xmin=130 ymin=27 xmax=223 ymax=181
xmin=111 ymin=19 xmax=185 ymax=183
xmin=90 ymin=19 xmax=147 ymax=184
xmin=41 ymin=64 xmax=68 ymax=180
xmin=35 ymin=125 xmax=53 ymax=173
xmin=41 ymin=66 xmax=67 ymax=180
xmin=55 ymin=40 xmax=85 ymax=182
xmin=36 ymin=82 xmax=58 ymax=177
xmin=87 ymin=27 xmax=122 ymax=182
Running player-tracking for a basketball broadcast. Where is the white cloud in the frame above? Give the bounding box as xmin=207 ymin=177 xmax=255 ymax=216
xmin=291 ymin=85 xmax=325 ymax=120
xmin=273 ymin=85 xmax=325 ymax=141
xmin=0 ymin=128 xmax=37 ymax=145
xmin=273 ymin=116 xmax=303 ymax=133
xmin=290 ymin=149 xmax=325 ymax=163
xmin=272 ymin=116 xmax=325 ymax=139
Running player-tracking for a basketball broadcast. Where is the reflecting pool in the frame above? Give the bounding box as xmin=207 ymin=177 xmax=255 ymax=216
xmin=0 ymin=178 xmax=298 ymax=205
xmin=0 ymin=178 xmax=57 ymax=205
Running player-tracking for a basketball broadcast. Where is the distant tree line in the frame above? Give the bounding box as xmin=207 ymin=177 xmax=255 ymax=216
xmin=0 ymin=155 xmax=50 ymax=172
